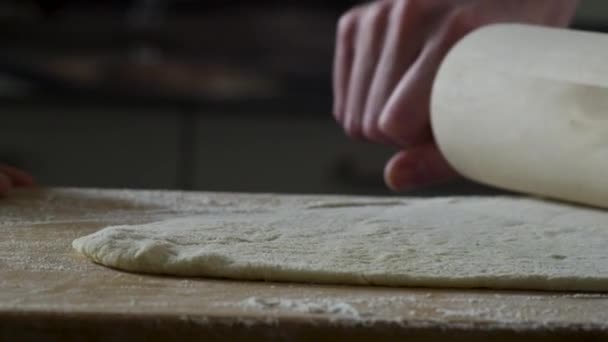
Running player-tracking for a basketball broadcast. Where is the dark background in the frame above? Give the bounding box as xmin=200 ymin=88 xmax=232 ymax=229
xmin=1 ymin=0 xmax=606 ymax=195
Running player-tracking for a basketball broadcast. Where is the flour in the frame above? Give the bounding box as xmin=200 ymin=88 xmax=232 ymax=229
xmin=0 ymin=188 xmax=257 ymax=226
xmin=235 ymin=297 xmax=361 ymax=318
xmin=435 ymin=307 xmax=493 ymax=318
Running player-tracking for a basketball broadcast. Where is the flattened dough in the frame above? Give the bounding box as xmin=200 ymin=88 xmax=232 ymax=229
xmin=73 ymin=196 xmax=608 ymax=291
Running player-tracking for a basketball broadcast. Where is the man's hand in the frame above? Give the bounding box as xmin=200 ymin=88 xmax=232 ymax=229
xmin=0 ymin=164 xmax=35 ymax=196
xmin=333 ymin=0 xmax=579 ymax=191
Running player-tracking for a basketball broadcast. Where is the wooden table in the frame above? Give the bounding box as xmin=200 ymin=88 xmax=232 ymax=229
xmin=2 ymin=188 xmax=608 ymax=341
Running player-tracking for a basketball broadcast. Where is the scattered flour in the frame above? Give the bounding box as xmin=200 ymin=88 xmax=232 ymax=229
xmin=233 ymin=297 xmax=361 ymax=319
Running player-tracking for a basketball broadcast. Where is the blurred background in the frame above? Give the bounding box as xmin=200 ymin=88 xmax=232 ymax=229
xmin=1 ymin=0 xmax=607 ymax=195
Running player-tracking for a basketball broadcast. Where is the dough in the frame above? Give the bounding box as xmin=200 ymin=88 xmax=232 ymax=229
xmin=73 ymin=196 xmax=608 ymax=291
xmin=432 ymin=24 xmax=608 ymax=209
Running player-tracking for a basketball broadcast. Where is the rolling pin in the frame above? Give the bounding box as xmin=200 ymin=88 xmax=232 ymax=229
xmin=431 ymin=24 xmax=608 ymax=209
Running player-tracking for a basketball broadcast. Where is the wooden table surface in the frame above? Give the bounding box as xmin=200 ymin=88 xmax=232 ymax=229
xmin=2 ymin=188 xmax=608 ymax=341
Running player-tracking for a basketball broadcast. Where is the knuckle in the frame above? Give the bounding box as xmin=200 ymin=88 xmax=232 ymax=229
xmin=392 ymin=0 xmax=416 ymax=22
xmin=361 ymin=2 xmax=390 ymax=28
xmin=337 ymin=12 xmax=358 ymax=38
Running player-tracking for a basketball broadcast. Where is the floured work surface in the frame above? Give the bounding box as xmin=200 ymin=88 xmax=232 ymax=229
xmin=2 ymin=188 xmax=608 ymax=341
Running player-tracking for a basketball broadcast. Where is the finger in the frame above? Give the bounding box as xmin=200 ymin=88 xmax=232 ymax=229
xmin=333 ymin=8 xmax=361 ymax=123
xmin=0 ymin=172 xmax=12 ymax=196
xmin=343 ymin=2 xmax=390 ymax=139
xmin=384 ymin=143 xmax=458 ymax=192
xmin=378 ymin=8 xmax=475 ymax=147
xmin=362 ymin=0 xmax=426 ymax=144
xmin=0 ymin=164 xmax=35 ymax=186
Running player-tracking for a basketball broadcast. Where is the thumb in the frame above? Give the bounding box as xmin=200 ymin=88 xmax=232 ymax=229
xmin=384 ymin=143 xmax=458 ymax=192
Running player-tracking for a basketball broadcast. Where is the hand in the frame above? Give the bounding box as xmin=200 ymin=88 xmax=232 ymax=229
xmin=333 ymin=0 xmax=579 ymax=191
xmin=0 ymin=164 xmax=35 ymax=196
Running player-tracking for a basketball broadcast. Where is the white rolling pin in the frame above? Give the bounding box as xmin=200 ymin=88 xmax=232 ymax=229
xmin=431 ymin=24 xmax=608 ymax=209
